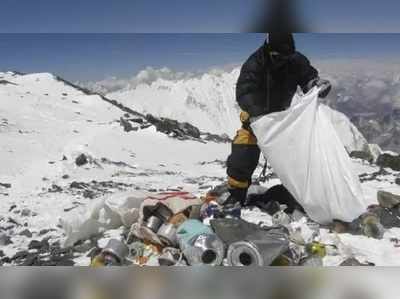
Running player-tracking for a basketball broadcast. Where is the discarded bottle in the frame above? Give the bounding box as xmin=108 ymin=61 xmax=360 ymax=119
xmin=300 ymin=241 xmax=326 ymax=267
xmin=91 ymin=239 xmax=129 ymax=267
xmin=305 ymin=241 xmax=327 ymax=258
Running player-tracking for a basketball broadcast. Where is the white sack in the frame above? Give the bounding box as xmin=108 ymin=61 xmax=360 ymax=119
xmin=60 ymin=195 xmax=145 ymax=247
xmin=251 ymin=88 xmax=367 ymax=224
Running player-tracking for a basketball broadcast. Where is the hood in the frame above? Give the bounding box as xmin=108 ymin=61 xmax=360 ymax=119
xmin=268 ymin=33 xmax=296 ymax=55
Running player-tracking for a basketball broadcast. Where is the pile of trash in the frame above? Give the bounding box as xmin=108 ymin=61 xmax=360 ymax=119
xmin=59 ymin=88 xmax=400 ymax=266
xmin=58 ymin=183 xmax=400 ymax=267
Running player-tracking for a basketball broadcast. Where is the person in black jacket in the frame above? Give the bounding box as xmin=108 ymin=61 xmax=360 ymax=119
xmin=225 ymin=33 xmax=331 ymax=210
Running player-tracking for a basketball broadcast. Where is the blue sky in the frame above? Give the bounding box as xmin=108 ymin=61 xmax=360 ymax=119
xmin=1 ymin=34 xmax=400 ymax=81
xmin=1 ymin=0 xmax=400 ymax=32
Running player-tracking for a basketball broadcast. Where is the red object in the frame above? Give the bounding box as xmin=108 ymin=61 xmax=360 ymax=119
xmin=147 ymin=191 xmax=197 ymax=201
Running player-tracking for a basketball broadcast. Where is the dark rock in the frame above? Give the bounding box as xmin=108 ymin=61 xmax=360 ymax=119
xmin=396 ymin=178 xmax=400 ymax=185
xmin=8 ymin=217 xmax=20 ymax=226
xmin=0 ymin=79 xmax=17 ymax=86
xmin=350 ymin=150 xmax=374 ymax=163
xmin=75 ymin=154 xmax=88 ymax=166
xmin=21 ymin=208 xmax=32 ymax=217
xmin=369 ymin=206 xmax=400 ymax=229
xmin=8 ymin=204 xmax=16 ymax=212
xmin=120 ymin=117 xmax=138 ymax=132
xmin=62 ymin=93 xmax=68 ymax=96
xmin=48 ymin=184 xmax=63 ymax=193
xmin=131 ymin=118 xmax=144 ymax=124
xmin=377 ymin=191 xmax=400 ymax=208
xmin=376 ymin=153 xmax=400 ymax=171
xmin=70 ymin=181 xmax=88 ymax=189
xmin=83 ymin=189 xmax=96 ymax=199
xmin=140 ymin=123 xmax=152 ymax=130
xmin=0 ymin=250 xmax=4 ymax=257
xmin=146 ymin=114 xmax=200 ymax=139
xmin=21 ymin=253 xmax=40 ymax=266
xmin=11 ymin=250 xmax=29 ymax=261
xmin=359 ymin=168 xmax=391 ymax=183
xmin=1 ymin=257 xmax=11 ymax=264
xmin=28 ymin=239 xmax=50 ymax=252
xmin=64 ymin=206 xmax=78 ymax=212
xmin=62 ymin=174 xmax=70 ymax=179
xmin=62 ymin=155 xmax=68 ymax=161
xmin=202 ymin=133 xmax=231 ymax=143
xmin=19 ymin=229 xmax=33 ymax=238
xmin=39 ymin=228 xmax=56 ymax=236
xmin=0 ymin=234 xmax=12 ymax=246
xmin=0 ymin=183 xmax=11 ymax=189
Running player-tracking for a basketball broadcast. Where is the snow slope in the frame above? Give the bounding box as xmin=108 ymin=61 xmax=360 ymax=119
xmin=1 ymin=71 xmax=400 ymax=266
xmin=0 ymin=71 xmax=230 ymax=261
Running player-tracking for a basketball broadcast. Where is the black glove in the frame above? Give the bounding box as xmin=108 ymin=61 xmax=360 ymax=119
xmin=307 ymin=78 xmax=332 ymax=98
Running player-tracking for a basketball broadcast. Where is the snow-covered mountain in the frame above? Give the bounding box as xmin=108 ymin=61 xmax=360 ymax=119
xmin=2 ymin=70 xmax=400 ymax=267
xmin=107 ymin=67 xmax=370 ymax=154
xmin=108 ymin=69 xmax=241 ymax=137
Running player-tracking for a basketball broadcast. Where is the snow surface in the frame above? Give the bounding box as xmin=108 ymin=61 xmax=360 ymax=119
xmin=1 ymin=71 xmax=400 ymax=266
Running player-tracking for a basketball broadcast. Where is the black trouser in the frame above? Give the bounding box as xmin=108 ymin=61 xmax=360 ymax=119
xmin=226 ymin=112 xmax=261 ymax=204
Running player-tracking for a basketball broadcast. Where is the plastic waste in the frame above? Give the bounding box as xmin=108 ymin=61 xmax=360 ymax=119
xmin=251 ymin=87 xmax=367 ymax=224
xmin=176 ymin=220 xmax=224 ymax=266
xmin=272 ymin=210 xmax=291 ymax=227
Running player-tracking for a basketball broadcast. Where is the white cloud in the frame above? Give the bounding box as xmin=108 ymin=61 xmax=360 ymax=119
xmin=79 ymin=65 xmax=240 ymax=94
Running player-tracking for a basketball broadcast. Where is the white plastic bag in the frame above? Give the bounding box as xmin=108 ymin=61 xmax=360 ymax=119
xmin=251 ymin=88 xmax=367 ymax=224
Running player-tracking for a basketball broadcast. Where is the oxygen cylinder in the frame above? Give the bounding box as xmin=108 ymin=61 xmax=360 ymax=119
xmin=176 ymin=220 xmax=224 ymax=266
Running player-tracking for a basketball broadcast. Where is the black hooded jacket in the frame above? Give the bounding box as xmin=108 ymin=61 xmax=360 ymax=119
xmin=236 ymin=41 xmax=318 ymax=117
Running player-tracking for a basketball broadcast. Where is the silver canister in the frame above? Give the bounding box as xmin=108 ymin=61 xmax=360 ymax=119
xmin=183 ymin=233 xmax=225 ymax=266
xmin=157 ymin=223 xmax=178 ymax=247
xmin=145 ymin=215 xmax=163 ymax=233
xmin=102 ymin=239 xmax=129 ymax=265
xmin=227 ymin=234 xmax=289 ymax=267
xmin=227 ymin=241 xmax=264 ymax=266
